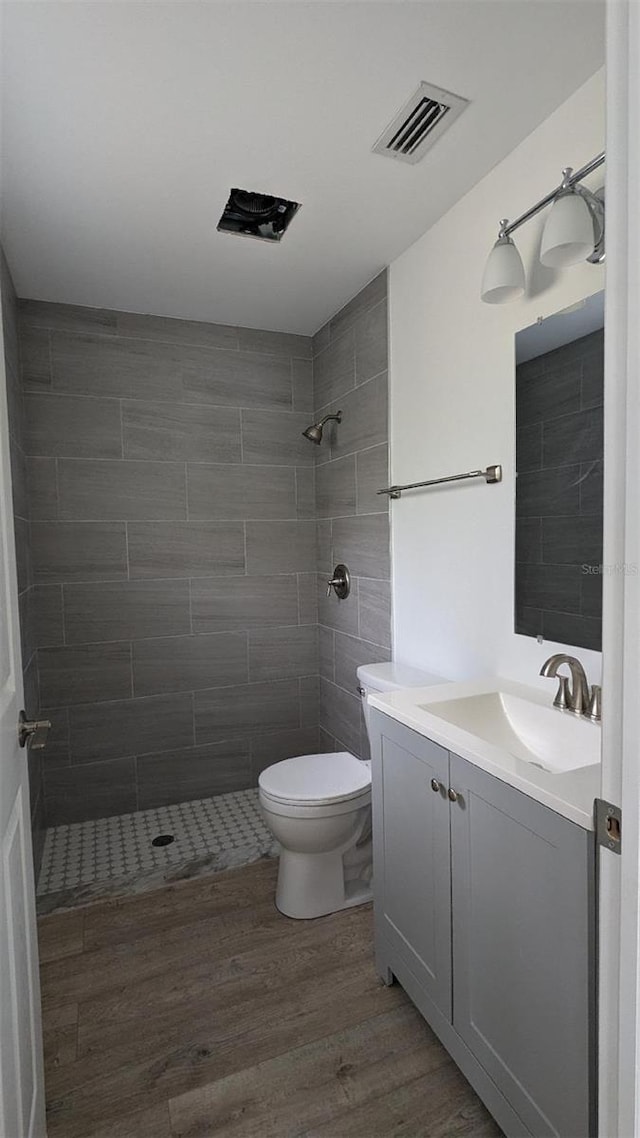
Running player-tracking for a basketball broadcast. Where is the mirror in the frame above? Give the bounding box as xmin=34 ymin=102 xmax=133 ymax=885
xmin=514 ymin=291 xmax=604 ymax=652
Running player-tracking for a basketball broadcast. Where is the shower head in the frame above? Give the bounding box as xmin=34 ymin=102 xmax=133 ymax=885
xmin=302 ymin=411 xmax=343 ymax=445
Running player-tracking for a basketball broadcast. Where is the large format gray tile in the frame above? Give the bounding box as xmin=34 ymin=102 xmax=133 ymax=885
xmin=122 ymin=401 xmax=241 ymax=463
xmin=137 ymin=741 xmax=252 ymax=810
xmin=319 ymin=679 xmax=361 ymax=756
xmin=332 ymin=513 xmax=390 ymax=579
xmin=329 ymin=270 xmax=387 ymax=342
xmin=127 ymin=520 xmax=245 ymax=579
xmin=248 ymin=626 xmax=318 ymax=683
xmin=250 ymin=727 xmax=320 ymax=779
xmin=516 ymin=360 xmax=581 ymax=427
xmin=327 ymin=372 xmax=388 ymax=461
xmin=245 ymin=519 xmax=316 ymax=574
xmin=236 ymin=327 xmax=312 ymax=359
xmin=516 ymin=465 xmax=581 ymax=518
xmin=51 ymin=332 xmax=183 ymax=401
xmin=57 ymin=459 xmax=187 ymax=520
xmin=132 ymin=632 xmax=248 ymax=696
xmin=516 ymin=562 xmax=581 ymax=615
xmin=241 ymin=409 xmax=314 ymax=466
xmin=292 ymin=359 xmax=314 ymax=413
xmin=299 ymin=675 xmax=319 ymax=726
xmin=31 ymin=522 xmax=128 ymax=584
xmin=44 ymin=758 xmax=137 ymax=826
xmin=541 ymin=516 xmax=602 ymax=567
xmin=355 ymin=299 xmax=388 ymax=384
xmin=356 ymin=444 xmax=389 ymax=514
xmin=316 ymin=455 xmax=356 ymax=518
xmin=25 ymin=393 xmax=122 ymax=459
xmin=358 ymin=578 xmax=391 ymax=649
xmin=297 ymin=572 xmax=318 ymax=625
xmin=14 ymin=516 xmax=31 ymax=593
xmin=69 ymin=692 xmax=194 ymax=763
xmin=9 ymin=437 xmax=29 ymax=522
xmin=27 ymin=458 xmax=58 ymax=520
xmin=192 ymin=575 xmax=299 ymax=632
xmin=319 ymin=626 xmax=335 ymax=682
xmin=6 ymin=358 xmax=26 ymax=444
xmin=295 ymin=467 xmax=315 ymax=520
xmin=30 ymin=586 xmax=64 ymax=647
xmin=38 ymin=643 xmax=132 ymax=707
xmin=187 ymin=463 xmax=296 ymax=520
xmin=115 ymin=311 xmax=238 ymax=351
xmin=20 ymin=299 xmax=118 ymax=336
xmin=316 ymin=520 xmax=332 ymax=574
xmin=542 ymin=406 xmax=603 ymax=468
xmin=181 ymin=348 xmax=292 ymax=409
xmin=313 ymin=328 xmax=355 ymax=409
xmin=19 ymin=326 xmax=51 ymax=389
xmin=194 ymin=679 xmax=300 ymax=744
xmin=334 ymin=632 xmax=390 ymax=695
xmin=64 ymin=579 xmax=191 ymax=643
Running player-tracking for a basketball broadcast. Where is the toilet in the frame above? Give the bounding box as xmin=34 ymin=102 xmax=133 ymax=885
xmin=259 ymin=661 xmax=444 ymax=919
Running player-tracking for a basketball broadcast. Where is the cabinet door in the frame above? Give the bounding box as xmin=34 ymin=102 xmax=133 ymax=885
xmin=371 ymin=711 xmax=452 ymax=1020
xmin=450 ymin=751 xmax=595 ymax=1138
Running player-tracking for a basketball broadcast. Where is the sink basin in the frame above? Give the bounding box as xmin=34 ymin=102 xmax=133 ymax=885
xmin=421 ymin=691 xmax=600 ymax=774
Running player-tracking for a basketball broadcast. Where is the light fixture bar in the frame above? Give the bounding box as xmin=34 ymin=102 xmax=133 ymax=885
xmin=502 ymin=151 xmax=605 ymax=238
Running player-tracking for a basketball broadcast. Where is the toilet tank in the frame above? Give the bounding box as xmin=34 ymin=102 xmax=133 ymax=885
xmin=357 ymin=661 xmax=446 ymax=737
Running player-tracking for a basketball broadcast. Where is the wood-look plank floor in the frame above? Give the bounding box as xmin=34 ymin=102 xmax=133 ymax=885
xmin=38 ymin=859 xmax=502 ymax=1138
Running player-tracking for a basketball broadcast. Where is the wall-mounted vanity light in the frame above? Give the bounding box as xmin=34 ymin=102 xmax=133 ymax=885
xmin=480 ymin=152 xmax=605 ymax=304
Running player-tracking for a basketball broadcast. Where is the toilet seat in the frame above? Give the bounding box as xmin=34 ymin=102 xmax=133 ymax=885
xmin=258 ymin=751 xmax=371 ymax=808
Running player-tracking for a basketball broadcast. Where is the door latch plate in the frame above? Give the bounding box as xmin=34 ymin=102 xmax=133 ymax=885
xmin=595 ymin=797 xmax=622 ymax=854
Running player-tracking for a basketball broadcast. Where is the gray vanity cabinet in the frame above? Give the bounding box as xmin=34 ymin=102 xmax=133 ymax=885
xmin=371 ymin=709 xmax=596 ymax=1138
xmin=372 ymin=720 xmax=452 ymax=1019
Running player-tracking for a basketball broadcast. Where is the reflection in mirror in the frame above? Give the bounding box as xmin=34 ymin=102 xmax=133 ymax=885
xmin=515 ymin=291 xmax=604 ymax=652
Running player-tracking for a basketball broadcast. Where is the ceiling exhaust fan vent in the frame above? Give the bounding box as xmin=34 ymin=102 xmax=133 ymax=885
xmin=373 ymin=81 xmax=468 ymax=165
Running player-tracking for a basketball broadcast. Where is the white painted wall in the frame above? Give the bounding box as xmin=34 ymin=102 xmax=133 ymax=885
xmin=389 ymin=69 xmax=605 ymax=690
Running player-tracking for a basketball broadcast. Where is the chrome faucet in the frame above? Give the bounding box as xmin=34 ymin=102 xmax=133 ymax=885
xmin=540 ymin=654 xmax=601 ymax=720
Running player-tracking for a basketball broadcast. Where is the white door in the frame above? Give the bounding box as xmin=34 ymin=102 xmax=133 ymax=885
xmin=0 ymin=313 xmax=46 ymax=1129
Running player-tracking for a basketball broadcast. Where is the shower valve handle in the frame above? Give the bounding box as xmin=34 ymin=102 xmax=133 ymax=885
xmin=326 ymin=564 xmax=351 ymax=600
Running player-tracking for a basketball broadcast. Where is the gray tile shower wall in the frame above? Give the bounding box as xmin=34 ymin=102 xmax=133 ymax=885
xmin=312 ymin=271 xmax=392 ymax=757
xmin=1 ymin=250 xmax=45 ymax=873
xmin=18 ymin=299 xmax=318 ymax=824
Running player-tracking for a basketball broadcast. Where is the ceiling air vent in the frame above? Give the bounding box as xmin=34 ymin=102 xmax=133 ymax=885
xmin=373 ymin=81 xmax=468 ymax=165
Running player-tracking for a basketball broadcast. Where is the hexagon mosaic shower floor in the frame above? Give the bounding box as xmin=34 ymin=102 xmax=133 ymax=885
xmin=36 ymin=788 xmax=279 ymax=911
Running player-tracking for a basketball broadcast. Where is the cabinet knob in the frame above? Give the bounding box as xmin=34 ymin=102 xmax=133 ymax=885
xmin=447 ymin=787 xmax=459 ymax=802
xmin=430 ymin=778 xmax=442 ymax=793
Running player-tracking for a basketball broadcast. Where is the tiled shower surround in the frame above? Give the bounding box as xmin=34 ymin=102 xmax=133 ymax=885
xmin=2 ymin=251 xmax=45 ymax=869
xmin=8 ymin=268 xmax=390 ymax=829
xmin=313 ymin=273 xmax=392 ymax=758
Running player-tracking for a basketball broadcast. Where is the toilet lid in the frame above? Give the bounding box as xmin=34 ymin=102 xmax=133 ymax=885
xmin=258 ymin=752 xmax=371 ymax=806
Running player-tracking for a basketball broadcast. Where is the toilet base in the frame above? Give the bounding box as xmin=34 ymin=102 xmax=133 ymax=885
xmin=274 ymin=848 xmax=372 ymax=920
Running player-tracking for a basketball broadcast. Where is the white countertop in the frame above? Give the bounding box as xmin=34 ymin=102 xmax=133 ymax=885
xmin=369 ymin=677 xmax=601 ymax=830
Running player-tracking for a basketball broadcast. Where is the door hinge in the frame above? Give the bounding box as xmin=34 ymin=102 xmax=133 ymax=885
xmin=595 ymin=798 xmax=622 ymax=854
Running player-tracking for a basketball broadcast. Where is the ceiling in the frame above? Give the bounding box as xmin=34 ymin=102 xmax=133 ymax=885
xmin=0 ymin=1 xmax=604 ymax=335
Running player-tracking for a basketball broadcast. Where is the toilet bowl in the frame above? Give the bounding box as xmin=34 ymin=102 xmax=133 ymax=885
xmin=259 ymin=661 xmax=445 ymax=920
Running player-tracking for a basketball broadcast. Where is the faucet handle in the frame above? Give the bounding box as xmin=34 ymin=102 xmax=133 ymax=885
xmin=552 ymin=674 xmax=571 ymax=711
xmin=587 ymin=684 xmax=602 ymax=722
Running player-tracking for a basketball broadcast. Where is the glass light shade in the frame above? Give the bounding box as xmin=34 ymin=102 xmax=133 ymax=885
xmin=480 ymin=235 xmax=525 ymax=305
xmin=540 ymin=189 xmax=595 ymax=268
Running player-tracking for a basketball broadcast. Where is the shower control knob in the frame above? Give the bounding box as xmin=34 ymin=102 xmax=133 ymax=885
xmin=326 ymin=564 xmax=351 ymax=600
xmin=18 ymin=710 xmax=51 ymax=750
